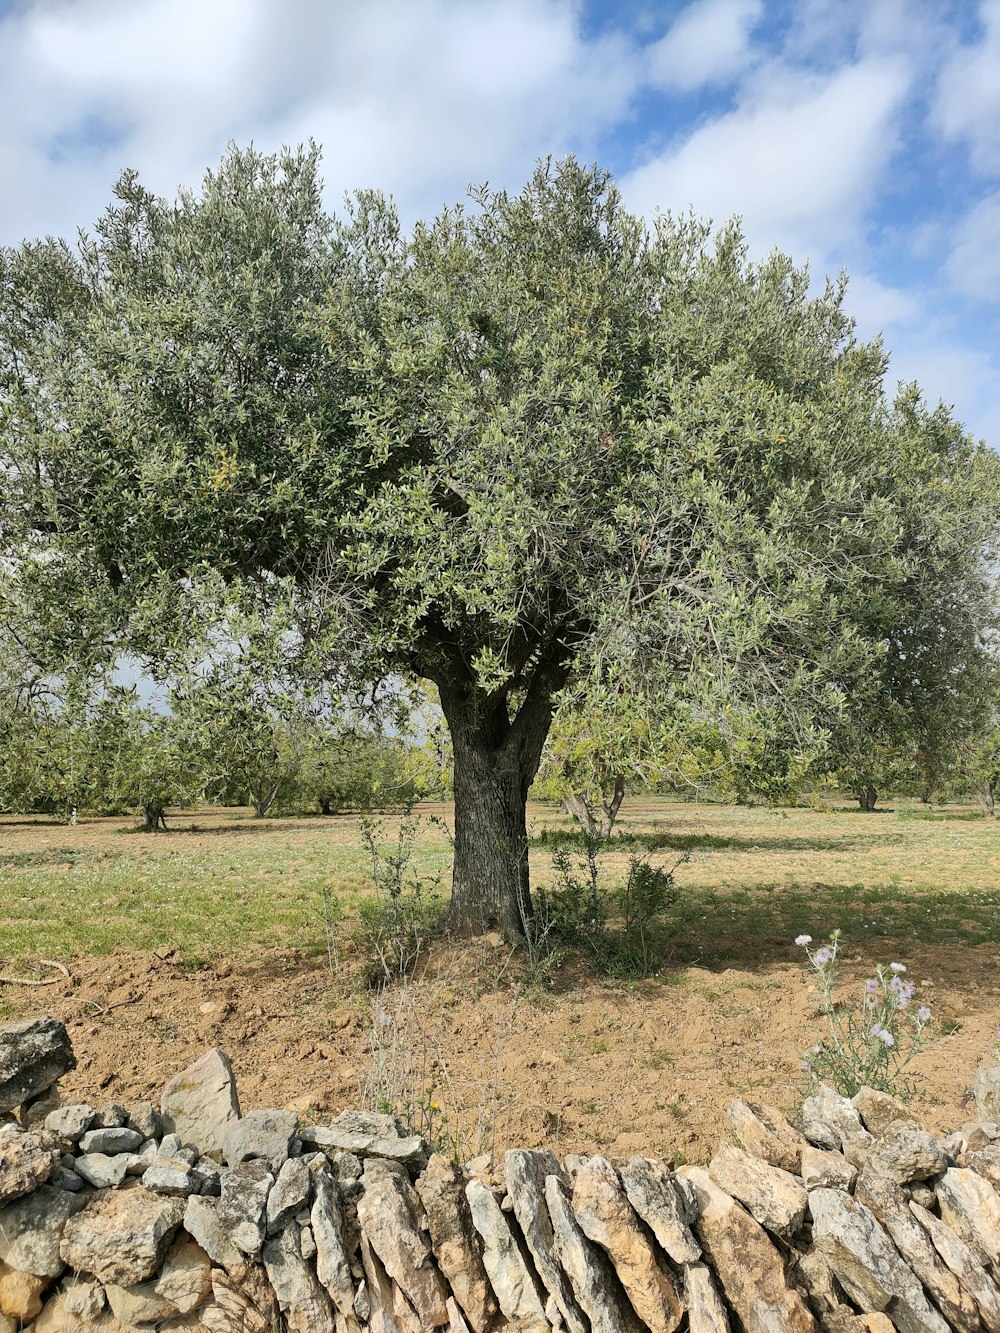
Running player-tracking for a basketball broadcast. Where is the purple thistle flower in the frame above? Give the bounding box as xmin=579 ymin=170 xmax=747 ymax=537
xmin=813 ymin=948 xmax=833 ymax=966
xmin=917 ymin=1005 xmax=932 ymax=1023
xmin=795 ymin=935 xmax=812 ymax=947
xmin=889 ymin=962 xmax=907 ymax=973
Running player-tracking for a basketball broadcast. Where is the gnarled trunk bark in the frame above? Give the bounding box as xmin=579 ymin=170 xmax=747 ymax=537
xmin=857 ymin=786 xmax=878 ymax=811
xmin=437 ymin=660 xmax=565 ymax=937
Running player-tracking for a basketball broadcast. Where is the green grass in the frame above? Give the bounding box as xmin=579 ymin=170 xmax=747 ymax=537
xmin=2 ymin=795 xmax=999 ymax=969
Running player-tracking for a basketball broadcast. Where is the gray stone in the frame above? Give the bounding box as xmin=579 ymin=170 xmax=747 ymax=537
xmin=802 ymin=1084 xmax=874 ymax=1166
xmin=268 ymin=1155 xmax=312 ymax=1233
xmin=544 ymin=1173 xmax=644 ymax=1333
xmin=678 ymin=1166 xmax=815 ymax=1333
xmin=160 ymin=1048 xmax=241 ymax=1159
xmin=358 ymin=1229 xmax=423 ymax=1333
xmin=504 ymin=1148 xmax=587 ymax=1333
xmin=708 ymin=1141 xmax=808 ymax=1238
xmin=78 ymin=1125 xmax=142 ymax=1155
xmin=801 ymin=1144 xmax=858 ymax=1192
xmin=43 ymin=1102 xmax=95 ymax=1142
xmin=684 ymin=1262 xmax=732 ymax=1333
xmin=0 ymin=1184 xmax=88 ymax=1277
xmin=263 ymin=1222 xmax=337 ymax=1333
xmin=154 ymin=1235 xmax=214 ymax=1314
xmin=810 ymin=1186 xmax=950 ymax=1333
xmin=853 ymin=1088 xmax=916 ymax=1137
xmin=856 ymin=1167 xmax=982 ymax=1333
xmin=105 ymin=1279 xmax=180 ymax=1327
xmin=571 ymin=1154 xmax=684 ymax=1333
xmin=224 ymin=1107 xmax=298 ymax=1168
xmin=60 ymin=1186 xmax=185 ymax=1284
xmin=142 ymin=1157 xmax=203 ymax=1196
xmin=311 ymin=1166 xmax=359 ymax=1327
xmin=466 ymin=1177 xmax=549 ymax=1332
xmin=91 ymin=1101 xmax=128 ymax=1128
xmin=183 ymin=1194 xmax=249 ymax=1276
xmin=910 ymin=1199 xmax=1000 ymax=1333
xmin=356 ymin=1157 xmax=449 ymax=1328
xmin=75 ymin=1151 xmax=131 ymax=1188
xmin=868 ymin=1120 xmax=948 ymax=1184
xmin=159 ymin=1132 xmax=182 ymax=1156
xmin=936 ymin=1166 xmax=1000 ymax=1267
xmin=973 ymin=1066 xmax=1000 ymax=1122
xmin=51 ymin=1166 xmax=84 ymax=1192
xmin=0 ymin=1018 xmax=75 ymax=1113
xmin=0 ymin=1126 xmax=60 ymax=1204
xmin=299 ymin=1110 xmax=427 ymax=1171
xmin=619 ymin=1155 xmax=701 ymax=1264
xmin=416 ymin=1153 xmax=497 ymax=1333
xmin=726 ymin=1098 xmax=805 ymax=1173
xmin=127 ymin=1100 xmax=161 ymax=1140
xmin=966 ymin=1145 xmax=1000 ymax=1191
xmin=219 ymin=1158 xmax=274 ymax=1254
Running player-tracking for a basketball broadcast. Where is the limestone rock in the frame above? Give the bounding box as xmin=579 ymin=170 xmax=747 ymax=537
xmin=44 ymin=1102 xmax=95 ymax=1142
xmin=204 ymin=1267 xmax=274 ymax=1333
xmin=936 ymin=1167 xmax=1000 ymax=1267
xmin=299 ymin=1111 xmax=427 ymax=1171
xmin=678 ymin=1166 xmax=815 ymax=1333
xmin=801 ymin=1145 xmax=858 ymax=1193
xmin=809 ymin=1186 xmax=949 ymax=1333
xmin=61 ymin=1276 xmax=106 ymax=1320
xmin=544 ymin=1173 xmax=644 ymax=1333
xmin=727 ymin=1099 xmax=806 ymax=1173
xmin=0 ymin=1018 xmax=76 ymax=1113
xmin=79 ymin=1125 xmax=143 ymax=1155
xmin=619 ymin=1155 xmax=701 ymax=1264
xmin=966 ymin=1146 xmax=1000 ymax=1191
xmin=183 ymin=1194 xmax=249 ymax=1276
xmin=142 ymin=1157 xmax=203 ymax=1196
xmin=853 ymin=1088 xmax=916 ymax=1137
xmin=802 ymin=1085 xmax=873 ymax=1166
xmin=160 ymin=1048 xmax=241 ymax=1159
xmin=60 ymin=1187 xmax=186 ymax=1285
xmin=910 ymin=1200 xmax=1000 ymax=1333
xmin=868 ymin=1121 xmax=948 ymax=1184
xmin=855 ymin=1167 xmax=981 ymax=1333
xmin=219 ymin=1158 xmax=273 ymax=1254
xmin=465 ymin=1177 xmax=549 ymax=1332
xmin=973 ymin=1067 xmax=1000 ymax=1122
xmin=356 ymin=1157 xmax=449 ymax=1328
xmin=0 ymin=1184 xmax=88 ymax=1277
xmin=105 ymin=1279 xmax=180 ymax=1327
xmin=127 ymin=1100 xmax=162 ymax=1140
xmin=223 ymin=1108 xmax=298 ymax=1168
xmin=358 ymin=1229 xmax=424 ymax=1333
xmin=263 ymin=1223 xmax=337 ymax=1333
xmin=503 ymin=1148 xmax=586 ymax=1333
xmin=154 ymin=1236 xmax=214 ymax=1314
xmin=268 ymin=1155 xmax=312 ymax=1233
xmin=75 ymin=1150 xmax=131 ymax=1188
xmin=311 ymin=1166 xmax=360 ymax=1329
xmin=684 ymin=1261 xmax=732 ymax=1332
xmin=92 ymin=1102 xmax=129 ymax=1129
xmin=415 ymin=1154 xmax=496 ymax=1333
xmin=0 ymin=1126 xmax=60 ymax=1204
xmin=0 ymin=1262 xmax=47 ymax=1321
xmin=572 ymin=1154 xmax=684 ymax=1333
xmin=709 ymin=1141 xmax=808 ymax=1238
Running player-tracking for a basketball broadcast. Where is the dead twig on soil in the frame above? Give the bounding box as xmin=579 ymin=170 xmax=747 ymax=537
xmin=0 ymin=958 xmax=71 ymax=986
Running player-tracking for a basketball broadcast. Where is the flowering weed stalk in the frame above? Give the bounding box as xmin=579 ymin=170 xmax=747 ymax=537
xmin=797 ymin=930 xmax=933 ymax=1098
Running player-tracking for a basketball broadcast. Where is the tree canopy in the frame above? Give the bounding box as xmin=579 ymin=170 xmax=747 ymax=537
xmin=2 ymin=145 xmax=997 ymax=933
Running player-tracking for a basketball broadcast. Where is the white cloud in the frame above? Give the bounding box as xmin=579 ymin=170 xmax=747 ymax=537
xmin=945 ymin=191 xmax=1000 ymax=302
xmin=646 ymin=0 xmax=763 ymax=93
xmin=621 ymin=56 xmax=912 ymax=267
xmin=933 ymin=0 xmax=1000 ymax=177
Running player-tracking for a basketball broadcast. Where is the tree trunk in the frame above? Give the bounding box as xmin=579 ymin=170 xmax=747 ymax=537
xmin=253 ymin=783 xmax=280 ymax=818
xmin=437 ymin=663 xmax=564 ymax=938
xmin=143 ymin=805 xmax=167 ymax=831
xmin=857 ymin=787 xmax=878 ymax=811
xmin=562 ymin=792 xmax=599 ymax=839
xmin=978 ymin=782 xmax=996 ymax=817
xmin=599 ymin=772 xmax=627 ymax=839
xmin=319 ymin=797 xmax=333 ymax=816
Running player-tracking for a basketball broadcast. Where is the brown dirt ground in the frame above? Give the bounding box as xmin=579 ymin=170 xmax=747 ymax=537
xmin=3 ymin=935 xmax=999 ymax=1164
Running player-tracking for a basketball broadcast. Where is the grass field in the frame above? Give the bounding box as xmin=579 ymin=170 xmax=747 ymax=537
xmin=2 ymin=794 xmax=999 ymax=970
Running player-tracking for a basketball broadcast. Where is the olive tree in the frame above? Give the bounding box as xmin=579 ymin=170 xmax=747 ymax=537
xmin=2 ymin=146 xmax=997 ymax=933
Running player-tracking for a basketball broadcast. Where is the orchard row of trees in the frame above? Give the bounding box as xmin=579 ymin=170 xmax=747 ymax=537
xmin=2 ymin=147 xmax=998 ymax=932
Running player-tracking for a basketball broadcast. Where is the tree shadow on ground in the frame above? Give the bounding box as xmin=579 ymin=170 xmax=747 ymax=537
xmin=529 ymin=828 xmax=904 ymax=854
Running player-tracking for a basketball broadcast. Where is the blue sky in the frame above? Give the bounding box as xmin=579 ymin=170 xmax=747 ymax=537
xmin=1 ymin=0 xmax=998 ymax=443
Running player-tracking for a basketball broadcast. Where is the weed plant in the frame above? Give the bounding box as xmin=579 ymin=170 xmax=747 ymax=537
xmin=356 ymin=815 xmax=445 ymax=983
xmin=798 ymin=929 xmax=933 ymax=1097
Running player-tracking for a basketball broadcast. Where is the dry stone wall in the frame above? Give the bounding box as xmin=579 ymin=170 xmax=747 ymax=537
xmin=3 ymin=1016 xmax=1000 ymax=1331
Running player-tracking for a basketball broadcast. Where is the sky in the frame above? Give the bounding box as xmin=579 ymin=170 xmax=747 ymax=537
xmin=0 ymin=0 xmax=998 ymax=444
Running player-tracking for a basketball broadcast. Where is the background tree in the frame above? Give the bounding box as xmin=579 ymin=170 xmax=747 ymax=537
xmin=3 ymin=147 xmax=998 ymax=934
